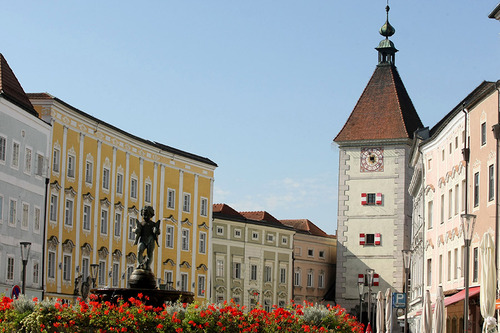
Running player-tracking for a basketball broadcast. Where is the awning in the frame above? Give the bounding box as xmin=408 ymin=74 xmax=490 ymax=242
xmin=444 ymin=286 xmax=480 ymax=307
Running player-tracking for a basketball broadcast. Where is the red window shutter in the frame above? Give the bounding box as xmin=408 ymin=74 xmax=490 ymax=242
xmin=359 ymin=233 xmax=365 ymax=245
xmin=358 ymin=274 xmax=364 ymax=284
xmin=376 ymin=193 xmax=382 ymax=205
xmin=373 ymin=274 xmax=379 ymax=286
xmin=361 ymin=193 xmax=367 ymax=205
xmin=375 ymin=233 xmax=381 ymax=245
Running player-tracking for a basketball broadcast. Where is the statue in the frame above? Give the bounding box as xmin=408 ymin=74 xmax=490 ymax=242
xmin=133 ymin=206 xmax=160 ymax=270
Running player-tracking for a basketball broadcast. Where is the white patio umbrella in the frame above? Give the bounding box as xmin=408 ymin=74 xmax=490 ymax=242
xmin=376 ymin=290 xmax=385 ymax=333
xmin=421 ymin=289 xmax=432 ymax=333
xmin=433 ymin=286 xmax=444 ymax=333
xmin=385 ymin=288 xmax=393 ymax=333
xmin=480 ymin=232 xmax=497 ymax=333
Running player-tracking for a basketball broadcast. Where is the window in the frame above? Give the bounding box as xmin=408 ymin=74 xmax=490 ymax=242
xmin=0 ymin=195 xmax=3 ymax=222
xmin=441 ymin=149 xmax=445 ymax=161
xmin=22 ymin=203 xmax=29 ymax=229
xmin=35 ymin=153 xmax=44 ymax=176
xmin=361 ymin=193 xmax=382 ymax=205
xmin=235 ymin=229 xmax=241 ymax=238
xmin=101 ymin=209 xmax=108 ymax=235
xmin=250 ymin=264 xmax=258 ymax=280
xmin=307 ymin=271 xmax=313 ymax=287
xmin=448 ymin=189 xmax=452 ymax=219
xmin=0 ymin=136 xmax=6 ymax=162
xmin=280 ymin=267 xmax=286 ymax=284
xmin=112 ymin=263 xmax=119 ymax=287
xmin=102 ymin=168 xmax=110 ymax=190
xmin=426 ymin=259 xmax=432 ymax=286
xmin=98 ymin=261 xmax=106 ymax=286
xmin=440 ymin=194 xmax=445 ymax=224
xmin=474 ymin=172 xmax=480 ymax=207
xmin=127 ymin=266 xmax=134 ymax=286
xmin=481 ymin=122 xmax=487 ymax=145
xmin=200 ymin=198 xmax=208 ymax=216
xmin=294 ymin=270 xmax=301 ymax=286
xmin=461 ymin=246 xmax=465 ymax=278
xmin=181 ymin=228 xmax=189 ymax=251
xmin=438 ymin=254 xmax=443 ymax=284
xmin=165 ymin=226 xmax=174 ymax=248
xmin=454 ymin=248 xmax=458 ymax=279
xmin=24 ymin=147 xmax=32 ymax=173
xmin=63 ymin=255 xmax=71 ymax=281
xmin=318 ymin=273 xmax=325 ymax=288
xmin=489 ymin=164 xmax=495 ymax=201
xmin=282 ymin=236 xmax=288 ymax=245
xmin=264 ymin=266 xmax=272 ymax=282
xmin=267 ymin=234 xmax=274 ymax=242
xmin=216 ymin=260 xmax=224 ymax=277
xmin=181 ymin=273 xmax=189 ymax=291
xmin=183 ymin=193 xmax=191 ymax=212
xmin=454 ymin=184 xmax=459 ymax=215
xmin=9 ymin=199 xmax=16 ymax=225
xmin=116 ymin=173 xmax=123 ymax=194
xmin=85 ymin=161 xmax=93 ymax=183
xmin=130 ymin=178 xmax=137 ymax=199
xmin=447 ymin=251 xmax=451 ymax=281
xmin=65 ymin=199 xmax=73 ymax=227
xmin=164 ymin=271 xmax=173 ymax=285
xmin=199 ymin=232 xmax=206 ymax=254
xmin=427 ymin=158 xmax=432 ymax=170
xmin=34 ymin=207 xmax=40 ymax=232
xmin=67 ymin=155 xmax=75 ymax=178
xmin=145 ymin=183 xmax=151 ymax=203
xmin=264 ymin=299 xmax=271 ymax=312
xmin=197 ymin=275 xmax=205 ymax=297
xmin=128 ymin=217 xmax=136 ymax=241
xmin=48 ymin=251 xmax=56 ymax=279
xmin=216 ymin=226 xmax=224 ymax=235
xmin=449 ymin=142 xmax=452 ymax=154
xmin=82 ymin=258 xmax=89 ymax=281
xmin=50 ymin=195 xmax=57 ymax=221
xmin=11 ymin=142 xmax=19 ymax=168
xmin=233 ymin=262 xmax=241 ymax=279
xmin=319 ymin=250 xmax=325 ymax=259
xmin=427 ymin=201 xmax=433 ymax=229
xmin=7 ymin=257 xmax=14 ymax=281
xmin=308 ymin=249 xmax=314 ymax=257
xmin=252 ymin=231 xmax=259 ymax=240
xmin=114 ymin=212 xmax=121 ymax=237
xmin=52 ymin=148 xmax=60 ymax=173
xmin=167 ymin=189 xmax=175 ymax=209
xmin=462 ymin=180 xmax=466 ymax=212
xmin=83 ymin=205 xmax=91 ymax=231
xmin=455 ymin=136 xmax=458 ymax=149
xmin=33 ymin=261 xmax=39 ymax=285
xmin=473 ymin=247 xmax=479 ymax=282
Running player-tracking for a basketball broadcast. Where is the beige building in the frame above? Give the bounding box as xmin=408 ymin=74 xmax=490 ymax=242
xmin=211 ymin=204 xmax=294 ymax=310
xmin=280 ymin=219 xmax=336 ymax=304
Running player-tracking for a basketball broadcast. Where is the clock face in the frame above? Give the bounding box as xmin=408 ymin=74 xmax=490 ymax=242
xmin=360 ymin=148 xmax=384 ymax=172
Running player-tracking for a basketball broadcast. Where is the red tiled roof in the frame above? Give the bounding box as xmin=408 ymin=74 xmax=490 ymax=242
xmin=0 ymin=54 xmax=37 ymax=116
xmin=213 ymin=204 xmax=243 ymax=218
xmin=334 ymin=64 xmax=422 ymax=142
xmin=239 ymin=211 xmax=281 ymax=225
xmin=280 ymin=219 xmax=328 ymax=237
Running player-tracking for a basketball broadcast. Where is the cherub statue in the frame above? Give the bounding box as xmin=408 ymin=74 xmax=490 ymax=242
xmin=133 ymin=206 xmax=161 ymax=270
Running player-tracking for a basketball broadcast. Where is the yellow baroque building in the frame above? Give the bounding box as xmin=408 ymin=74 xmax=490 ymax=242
xmin=28 ymin=93 xmax=217 ymax=302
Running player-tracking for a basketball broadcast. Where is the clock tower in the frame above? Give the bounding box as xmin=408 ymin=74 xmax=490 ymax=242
xmin=333 ymin=5 xmax=423 ymax=315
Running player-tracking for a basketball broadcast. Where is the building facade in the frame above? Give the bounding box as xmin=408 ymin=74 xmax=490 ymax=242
xmin=0 ymin=54 xmax=51 ymax=300
xmin=280 ymin=219 xmax=336 ymax=304
xmin=334 ymin=6 xmax=423 ymax=317
xmin=211 ymin=204 xmax=294 ymax=310
xmin=29 ymin=93 xmax=217 ymax=301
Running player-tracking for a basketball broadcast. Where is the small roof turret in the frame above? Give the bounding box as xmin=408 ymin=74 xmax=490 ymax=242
xmin=375 ymin=5 xmax=398 ymax=65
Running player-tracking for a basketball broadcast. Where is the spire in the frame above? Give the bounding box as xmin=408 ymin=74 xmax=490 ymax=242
xmin=376 ymin=4 xmax=398 ymax=66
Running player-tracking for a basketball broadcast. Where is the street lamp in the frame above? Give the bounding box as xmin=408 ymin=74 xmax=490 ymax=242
xmin=402 ymin=249 xmax=413 ymax=333
xmin=461 ymin=213 xmax=476 ymax=333
xmin=20 ymin=242 xmax=31 ymax=295
xmin=90 ymin=264 xmax=99 ymax=289
xmin=366 ymin=269 xmax=374 ymax=325
xmin=358 ymin=281 xmax=365 ymax=324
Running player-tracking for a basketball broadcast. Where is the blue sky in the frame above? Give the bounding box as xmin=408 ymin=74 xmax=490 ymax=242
xmin=3 ymin=1 xmax=499 ymax=235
